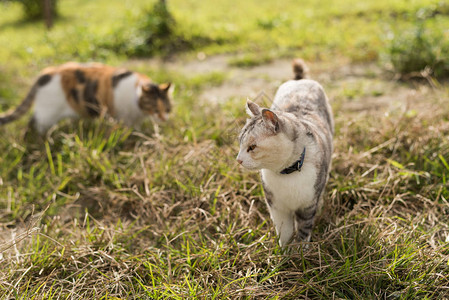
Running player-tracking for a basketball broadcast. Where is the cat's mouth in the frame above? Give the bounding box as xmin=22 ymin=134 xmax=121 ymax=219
xmin=237 ymin=159 xmax=260 ymax=171
xmin=151 ymin=112 xmax=169 ymax=123
xmin=157 ymin=112 xmax=169 ymax=122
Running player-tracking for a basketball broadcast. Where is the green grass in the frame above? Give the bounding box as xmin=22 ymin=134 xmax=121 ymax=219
xmin=386 ymin=13 xmax=449 ymax=78
xmin=0 ymin=0 xmax=445 ymax=70
xmin=1 ymin=0 xmax=449 ymax=298
xmin=228 ymin=53 xmax=275 ymax=68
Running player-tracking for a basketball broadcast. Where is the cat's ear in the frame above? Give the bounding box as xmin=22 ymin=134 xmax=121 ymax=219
xmin=142 ymin=84 xmax=159 ymax=94
xmin=262 ymin=109 xmax=280 ymax=132
xmin=159 ymin=82 xmax=172 ymax=92
xmin=246 ymin=99 xmax=261 ymax=117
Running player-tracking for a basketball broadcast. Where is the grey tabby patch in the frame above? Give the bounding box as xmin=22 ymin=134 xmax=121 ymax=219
xmin=237 ymin=59 xmax=334 ymax=247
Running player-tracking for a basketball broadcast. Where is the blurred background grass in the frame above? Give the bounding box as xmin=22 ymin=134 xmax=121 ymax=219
xmin=1 ymin=0 xmax=448 ymax=72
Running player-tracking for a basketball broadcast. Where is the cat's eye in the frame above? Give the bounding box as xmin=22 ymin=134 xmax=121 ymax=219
xmin=247 ymin=144 xmax=257 ymax=152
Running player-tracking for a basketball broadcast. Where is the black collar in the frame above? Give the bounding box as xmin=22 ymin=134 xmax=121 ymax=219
xmin=280 ymin=147 xmax=306 ymax=175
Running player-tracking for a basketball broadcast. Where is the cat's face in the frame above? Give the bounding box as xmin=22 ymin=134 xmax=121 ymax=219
xmin=237 ymin=100 xmax=294 ymax=171
xmin=139 ymin=83 xmax=173 ymax=121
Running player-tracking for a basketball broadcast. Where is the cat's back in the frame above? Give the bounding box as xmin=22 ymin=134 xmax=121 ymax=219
xmin=273 ymin=79 xmax=334 ymax=135
xmin=42 ymin=62 xmax=115 ymax=73
xmin=272 ymin=79 xmax=327 ymax=112
xmin=41 ymin=62 xmax=119 ymax=84
xmin=37 ymin=62 xmax=128 ymax=118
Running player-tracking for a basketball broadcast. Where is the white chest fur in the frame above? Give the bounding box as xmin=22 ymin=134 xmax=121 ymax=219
xmin=261 ymin=163 xmax=317 ymax=211
xmin=113 ymin=74 xmax=145 ymax=125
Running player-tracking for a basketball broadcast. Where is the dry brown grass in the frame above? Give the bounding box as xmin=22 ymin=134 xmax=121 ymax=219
xmin=1 ymin=62 xmax=449 ymax=299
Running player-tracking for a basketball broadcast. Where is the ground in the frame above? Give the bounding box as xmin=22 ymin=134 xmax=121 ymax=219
xmin=2 ymin=54 xmax=448 ymax=298
xmin=0 ymin=0 xmax=449 ymax=298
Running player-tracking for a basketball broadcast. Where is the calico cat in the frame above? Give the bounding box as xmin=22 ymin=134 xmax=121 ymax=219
xmin=0 ymin=62 xmax=173 ymax=133
xmin=237 ymin=59 xmax=334 ymax=247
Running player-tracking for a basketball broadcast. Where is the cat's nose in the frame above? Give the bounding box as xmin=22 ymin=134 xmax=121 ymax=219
xmin=237 ymin=159 xmax=243 ymax=165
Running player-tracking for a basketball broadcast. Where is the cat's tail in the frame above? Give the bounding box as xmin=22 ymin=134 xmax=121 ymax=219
xmin=292 ymin=58 xmax=309 ymax=80
xmin=0 ymin=82 xmax=39 ymax=126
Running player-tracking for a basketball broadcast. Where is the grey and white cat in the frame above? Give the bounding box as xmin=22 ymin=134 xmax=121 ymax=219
xmin=237 ymin=59 xmax=334 ymax=246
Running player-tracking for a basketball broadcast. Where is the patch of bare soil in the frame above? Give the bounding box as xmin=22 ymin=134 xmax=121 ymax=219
xmin=132 ymin=54 xmax=444 ymax=117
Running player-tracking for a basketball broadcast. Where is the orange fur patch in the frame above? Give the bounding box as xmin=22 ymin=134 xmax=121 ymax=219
xmin=41 ymin=62 xmax=130 ymax=118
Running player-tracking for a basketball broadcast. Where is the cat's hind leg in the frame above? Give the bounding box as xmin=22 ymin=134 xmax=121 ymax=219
xmin=294 ymin=204 xmax=317 ymax=242
xmin=33 ymin=74 xmax=78 ymax=134
xmin=23 ymin=116 xmax=43 ymax=142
